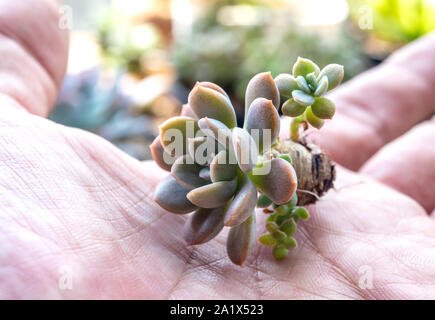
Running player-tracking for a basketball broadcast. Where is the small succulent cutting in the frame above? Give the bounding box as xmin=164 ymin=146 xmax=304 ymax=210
xmin=275 ymin=57 xmax=344 ymax=141
xmin=150 ymin=57 xmax=343 ymax=265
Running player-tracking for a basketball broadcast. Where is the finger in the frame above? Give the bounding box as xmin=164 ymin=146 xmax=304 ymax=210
xmin=304 ymin=32 xmax=435 ymax=170
xmin=0 ymin=0 xmax=69 ymax=117
xmin=360 ymin=119 xmax=435 ymax=213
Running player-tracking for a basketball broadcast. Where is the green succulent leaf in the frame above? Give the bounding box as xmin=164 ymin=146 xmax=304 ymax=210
xmin=245 ymin=72 xmax=280 ymax=115
xmin=282 ymin=237 xmax=297 ymax=249
xmin=305 ymin=107 xmax=325 ymax=129
xmin=282 ymin=98 xmax=307 ymax=117
xmin=187 ymin=177 xmax=237 ymax=208
xmin=305 ymin=72 xmax=318 ymax=89
xmin=296 ymin=75 xmax=311 ymax=94
xmin=232 ymin=127 xmax=259 ymax=173
xmin=183 ymin=207 xmax=226 ymax=245
xmin=171 ymin=155 xmax=209 ymax=189
xmin=149 ymin=136 xmax=174 ymax=171
xmin=227 ymin=213 xmax=256 ymax=266
xmin=274 ymin=73 xmax=299 ymax=98
xmin=266 ymin=213 xmax=277 ymax=223
xmin=244 ymin=97 xmax=280 ymax=153
xmin=314 ymin=76 xmax=328 ymax=97
xmin=188 ymin=84 xmax=237 ymax=128
xmin=154 ymin=176 xmax=197 ymax=214
xmin=159 ymin=116 xmax=200 ymax=157
xmin=289 ymin=192 xmax=298 ymax=207
xmin=311 ymin=97 xmax=336 ymax=120
xmin=278 ymin=154 xmax=292 ymax=164
xmin=293 ymin=206 xmax=310 ymax=220
xmin=257 ymin=194 xmax=273 ymax=208
xmin=272 ymin=230 xmax=287 ymax=241
xmin=292 ymin=90 xmax=315 ymax=107
xmin=266 ymin=221 xmax=279 ymax=233
xmin=249 ymin=158 xmax=298 ymax=205
xmin=210 ymin=150 xmax=237 ymax=182
xmin=292 ymin=57 xmax=320 ymax=78
xmin=280 ymin=218 xmax=297 ymax=236
xmin=276 ymin=205 xmax=290 ymax=216
xmin=317 ymin=64 xmax=344 ymax=91
xmin=272 ymin=245 xmax=288 ymax=260
xmin=258 ymin=234 xmax=277 ymax=246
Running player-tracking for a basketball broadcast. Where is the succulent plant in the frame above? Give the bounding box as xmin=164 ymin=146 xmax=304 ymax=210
xmin=151 ymin=57 xmax=342 ymax=265
xmin=275 ymin=57 xmax=344 ymax=141
xmin=151 ymin=73 xmax=300 ymax=265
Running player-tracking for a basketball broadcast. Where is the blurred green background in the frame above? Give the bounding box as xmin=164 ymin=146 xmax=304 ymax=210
xmin=51 ymin=0 xmax=435 ymax=160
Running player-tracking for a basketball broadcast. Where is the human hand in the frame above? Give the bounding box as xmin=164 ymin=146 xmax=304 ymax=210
xmin=0 ymin=0 xmax=434 ymax=299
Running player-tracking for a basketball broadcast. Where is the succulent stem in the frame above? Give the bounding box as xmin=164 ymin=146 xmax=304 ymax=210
xmin=290 ymin=114 xmax=305 ymax=142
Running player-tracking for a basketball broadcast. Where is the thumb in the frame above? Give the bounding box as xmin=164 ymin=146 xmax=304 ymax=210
xmin=0 ymin=0 xmax=69 ymax=117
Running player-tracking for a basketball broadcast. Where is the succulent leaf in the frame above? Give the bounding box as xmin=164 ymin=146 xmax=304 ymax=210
xmin=210 ymin=150 xmax=237 ymax=182
xmin=198 ymin=117 xmax=232 ymax=149
xmin=171 ymin=155 xmax=209 ymax=189
xmin=196 ymin=81 xmax=230 ymax=100
xmin=280 ymin=218 xmax=297 ymax=236
xmin=292 ymin=90 xmax=315 ymax=106
xmin=149 ymin=136 xmax=174 ymax=171
xmin=187 ymin=178 xmax=237 ymax=208
xmin=249 ymin=158 xmax=298 ymax=205
xmin=278 ymin=154 xmax=292 ymax=164
xmin=199 ymin=167 xmax=211 ymax=181
xmin=274 ymin=73 xmax=299 ymax=98
xmin=232 ymin=127 xmax=259 ymax=173
xmin=317 ymin=64 xmax=344 ymax=91
xmin=159 ymin=116 xmax=200 ymax=157
xmin=282 ymin=98 xmax=307 ymax=117
xmin=224 ymin=174 xmax=258 ymax=227
xmin=188 ymin=84 xmax=237 ymax=128
xmin=183 ymin=207 xmax=226 ymax=245
xmin=305 ymin=72 xmax=318 ymax=88
xmin=227 ymin=213 xmax=256 ymax=266
xmin=257 ymin=194 xmax=272 ymax=208
xmin=180 ymin=104 xmax=197 ymax=118
xmin=187 ymin=136 xmax=218 ymax=166
xmin=245 ymin=72 xmax=280 ymax=115
xmin=244 ymin=98 xmax=280 ymax=153
xmin=258 ymin=234 xmax=277 ymax=246
xmin=293 ymin=206 xmax=310 ymax=220
xmin=282 ymin=237 xmax=297 ymax=249
xmin=305 ymin=107 xmax=325 ymax=129
xmin=154 ymin=176 xmax=197 ymax=214
xmin=272 ymin=245 xmax=288 ymax=260
xmin=314 ymin=76 xmax=328 ymax=97
xmin=292 ymin=57 xmax=320 ymax=78
xmin=296 ymin=75 xmax=311 ymax=94
xmin=311 ymin=97 xmax=336 ymax=119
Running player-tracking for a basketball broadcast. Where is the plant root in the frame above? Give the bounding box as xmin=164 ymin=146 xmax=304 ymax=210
xmin=273 ymin=139 xmax=336 ymax=206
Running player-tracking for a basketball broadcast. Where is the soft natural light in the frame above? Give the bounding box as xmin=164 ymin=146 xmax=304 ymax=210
xmin=171 ymin=0 xmax=193 ymax=37
xmin=302 ymin=0 xmax=349 ymax=26
xmin=112 ymin=0 xmax=152 ymax=17
xmin=217 ymin=5 xmax=265 ymax=26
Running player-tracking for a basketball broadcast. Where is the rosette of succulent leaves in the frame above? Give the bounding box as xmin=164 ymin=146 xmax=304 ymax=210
xmin=151 ymin=57 xmax=343 ymax=265
xmin=276 ymin=57 xmax=344 ymax=141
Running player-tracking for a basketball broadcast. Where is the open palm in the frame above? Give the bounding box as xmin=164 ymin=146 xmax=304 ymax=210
xmin=1 ymin=0 xmax=434 ymax=299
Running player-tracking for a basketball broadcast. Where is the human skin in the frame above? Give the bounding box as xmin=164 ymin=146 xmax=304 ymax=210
xmin=0 ymin=0 xmax=434 ymax=299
